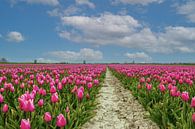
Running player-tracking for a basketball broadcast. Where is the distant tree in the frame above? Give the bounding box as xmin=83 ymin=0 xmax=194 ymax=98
xmin=0 ymin=58 xmax=8 ymax=63
xmin=83 ymin=60 xmax=86 ymax=64
xmin=34 ymin=59 xmax=37 ymax=64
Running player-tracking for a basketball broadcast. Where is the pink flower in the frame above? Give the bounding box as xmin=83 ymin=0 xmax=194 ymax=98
xmin=44 ymin=112 xmax=52 ymax=123
xmin=50 ymin=86 xmax=56 ymax=94
xmin=87 ymin=82 xmax=93 ymax=89
xmin=38 ymin=99 xmax=44 ymax=107
xmin=191 ymin=97 xmax=195 ymax=108
xmin=27 ymin=99 xmax=35 ymax=112
xmin=170 ymin=89 xmax=177 ymax=97
xmin=56 ymin=114 xmax=67 ymax=127
xmin=0 ymin=94 xmax=4 ymax=103
xmin=57 ymin=82 xmax=63 ymax=90
xmin=158 ymin=84 xmax=166 ymax=92
xmin=20 ymin=83 xmax=25 ymax=89
xmin=2 ymin=104 xmax=8 ymax=113
xmin=140 ymin=77 xmax=145 ymax=83
xmin=51 ymin=93 xmax=58 ymax=103
xmin=146 ymin=83 xmax=152 ymax=91
xmin=94 ymin=79 xmax=99 ymax=85
xmin=181 ymin=91 xmax=189 ymax=102
xmin=192 ymin=113 xmax=195 ymax=122
xmin=77 ymin=89 xmax=84 ymax=100
xmin=20 ymin=119 xmax=31 ymax=129
xmin=0 ymin=88 xmax=4 ymax=93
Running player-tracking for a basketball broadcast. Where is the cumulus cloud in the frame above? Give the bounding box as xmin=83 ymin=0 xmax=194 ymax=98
xmin=48 ymin=48 xmax=103 ymax=62
xmin=9 ymin=0 xmax=59 ymax=6
xmin=7 ymin=31 xmax=24 ymax=42
xmin=177 ymin=1 xmax=195 ymax=23
xmin=112 ymin=0 xmax=164 ymax=6
xmin=59 ymin=13 xmax=195 ymax=53
xmin=76 ymin=0 xmax=95 ymax=8
xmin=125 ymin=52 xmax=151 ymax=60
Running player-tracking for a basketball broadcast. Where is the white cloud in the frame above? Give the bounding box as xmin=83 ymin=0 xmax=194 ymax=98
xmin=177 ymin=1 xmax=195 ymax=23
xmin=7 ymin=31 xmax=24 ymax=42
xmin=37 ymin=58 xmax=57 ymax=63
xmin=76 ymin=0 xmax=95 ymax=8
xmin=112 ymin=0 xmax=164 ymax=6
xmin=9 ymin=0 xmax=59 ymax=6
xmin=48 ymin=48 xmax=103 ymax=61
xmin=125 ymin=52 xmax=151 ymax=60
xmin=48 ymin=6 xmax=81 ymax=17
xmin=59 ymin=13 xmax=195 ymax=53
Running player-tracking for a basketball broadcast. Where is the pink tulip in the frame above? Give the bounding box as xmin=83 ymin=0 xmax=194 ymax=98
xmin=146 ymin=84 xmax=152 ymax=91
xmin=0 ymin=88 xmax=4 ymax=93
xmin=192 ymin=113 xmax=195 ymax=122
xmin=140 ymin=77 xmax=145 ymax=83
xmin=50 ymin=86 xmax=56 ymax=94
xmin=181 ymin=91 xmax=189 ymax=102
xmin=77 ymin=89 xmax=84 ymax=100
xmin=20 ymin=119 xmax=31 ymax=129
xmin=20 ymin=83 xmax=25 ymax=89
xmin=0 ymin=94 xmax=4 ymax=103
xmin=57 ymin=82 xmax=63 ymax=90
xmin=2 ymin=104 xmax=8 ymax=113
xmin=158 ymin=84 xmax=166 ymax=92
xmin=87 ymin=82 xmax=93 ymax=89
xmin=44 ymin=112 xmax=52 ymax=123
xmin=191 ymin=97 xmax=195 ymax=108
xmin=38 ymin=99 xmax=44 ymax=107
xmin=56 ymin=114 xmax=67 ymax=127
xmin=27 ymin=99 xmax=35 ymax=112
xmin=94 ymin=79 xmax=99 ymax=85
xmin=51 ymin=93 xmax=58 ymax=103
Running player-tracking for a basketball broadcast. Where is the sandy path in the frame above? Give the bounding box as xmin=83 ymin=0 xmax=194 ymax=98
xmin=82 ymin=69 xmax=159 ymax=129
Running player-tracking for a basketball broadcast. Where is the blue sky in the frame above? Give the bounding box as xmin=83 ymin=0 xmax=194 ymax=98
xmin=0 ymin=0 xmax=195 ymax=63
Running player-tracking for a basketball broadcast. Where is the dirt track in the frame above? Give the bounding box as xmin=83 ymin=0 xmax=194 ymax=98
xmin=82 ymin=69 xmax=159 ymax=129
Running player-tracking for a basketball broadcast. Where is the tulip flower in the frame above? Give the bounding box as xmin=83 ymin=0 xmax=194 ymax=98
xmin=77 ymin=89 xmax=84 ymax=100
xmin=51 ymin=93 xmax=58 ymax=103
xmin=87 ymin=82 xmax=93 ymax=89
xmin=0 ymin=94 xmax=4 ymax=103
xmin=181 ymin=91 xmax=189 ymax=102
xmin=44 ymin=112 xmax=52 ymax=123
xmin=20 ymin=119 xmax=31 ymax=129
xmin=192 ymin=113 xmax=195 ymax=122
xmin=2 ymin=104 xmax=8 ymax=113
xmin=191 ymin=97 xmax=195 ymax=108
xmin=56 ymin=114 xmax=67 ymax=127
xmin=50 ymin=86 xmax=56 ymax=94
xmin=38 ymin=99 xmax=44 ymax=107
xmin=146 ymin=84 xmax=152 ymax=91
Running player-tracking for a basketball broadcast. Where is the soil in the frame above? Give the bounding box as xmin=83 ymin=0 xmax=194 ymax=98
xmin=82 ymin=69 xmax=159 ymax=129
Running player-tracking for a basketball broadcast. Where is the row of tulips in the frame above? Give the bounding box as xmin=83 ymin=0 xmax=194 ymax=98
xmin=0 ymin=64 xmax=106 ymax=129
xmin=109 ymin=64 xmax=195 ymax=129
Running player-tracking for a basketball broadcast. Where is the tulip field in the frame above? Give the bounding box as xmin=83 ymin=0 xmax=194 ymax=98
xmin=0 ymin=64 xmax=106 ymax=129
xmin=109 ymin=64 xmax=195 ymax=129
xmin=1 ymin=63 xmax=195 ymax=129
